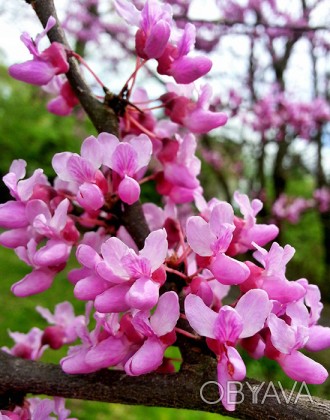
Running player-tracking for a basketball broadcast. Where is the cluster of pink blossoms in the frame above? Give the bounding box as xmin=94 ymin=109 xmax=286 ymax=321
xmin=2 ymin=0 xmax=330 ymax=416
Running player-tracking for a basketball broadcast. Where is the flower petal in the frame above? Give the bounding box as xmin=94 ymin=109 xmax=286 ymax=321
xmin=184 ymin=293 xmax=217 ymax=338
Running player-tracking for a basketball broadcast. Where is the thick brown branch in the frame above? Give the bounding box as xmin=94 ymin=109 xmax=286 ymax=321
xmin=1 ymin=350 xmax=330 ymax=420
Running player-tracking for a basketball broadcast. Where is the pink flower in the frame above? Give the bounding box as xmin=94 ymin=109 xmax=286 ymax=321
xmin=2 ymin=327 xmax=47 ymax=360
xmin=94 ymin=229 xmax=168 ymax=311
xmin=52 ymin=134 xmax=109 ymax=211
xmin=227 ymin=191 xmax=279 ymax=256
xmin=8 ymin=17 xmax=69 ymax=86
xmin=156 ymin=23 xmax=212 ymax=84
xmin=45 ymin=77 xmax=79 ymax=116
xmin=115 ymin=0 xmax=172 ymax=59
xmin=185 ymin=290 xmax=271 ymax=410
xmin=242 ymin=242 xmax=306 ymax=303
xmin=267 ymin=313 xmax=328 ymax=384
xmin=125 ymin=291 xmax=179 ymax=375
xmin=156 ymin=133 xmax=202 ymax=204
xmin=101 ymin=133 xmax=152 ymax=204
xmin=161 ymin=84 xmax=228 ymax=134
xmin=186 ymin=202 xmax=250 ymax=284
xmin=36 ymin=302 xmax=85 ymax=349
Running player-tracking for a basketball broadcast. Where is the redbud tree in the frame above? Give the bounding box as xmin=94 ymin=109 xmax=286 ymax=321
xmin=0 ymin=1 xmax=329 ymax=419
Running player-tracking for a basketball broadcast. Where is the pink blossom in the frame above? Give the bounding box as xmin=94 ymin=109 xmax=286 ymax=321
xmin=2 ymin=327 xmax=47 ymax=360
xmin=8 ymin=17 xmax=69 ymax=86
xmin=36 ymin=302 xmax=85 ymax=349
xmin=115 ymin=0 xmax=172 ymax=59
xmin=161 ymin=84 xmax=227 ymax=134
xmin=185 ymin=290 xmax=271 ymax=410
xmin=156 ymin=133 xmax=202 ymax=204
xmin=241 ymin=242 xmax=306 ymax=303
xmin=186 ymin=202 xmax=250 ymax=284
xmin=125 ymin=291 xmax=179 ymax=375
xmin=45 ymin=77 xmax=79 ymax=116
xmin=101 ymin=133 xmax=152 ymax=204
xmin=156 ymin=23 xmax=212 ymax=84
xmin=227 ymin=191 xmax=279 ymax=255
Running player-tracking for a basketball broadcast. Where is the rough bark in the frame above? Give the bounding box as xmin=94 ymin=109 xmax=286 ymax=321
xmin=1 ymin=350 xmax=330 ymax=420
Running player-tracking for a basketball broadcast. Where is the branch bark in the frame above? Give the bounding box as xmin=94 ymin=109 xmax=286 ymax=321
xmin=1 ymin=350 xmax=330 ymax=420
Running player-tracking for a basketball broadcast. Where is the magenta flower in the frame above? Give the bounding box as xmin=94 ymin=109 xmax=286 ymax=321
xmin=185 ymin=289 xmax=271 ymax=410
xmin=94 ymin=229 xmax=168 ymax=311
xmin=156 ymin=23 xmax=212 ymax=84
xmin=267 ymin=312 xmax=328 ymax=384
xmin=45 ymin=77 xmax=79 ymax=116
xmin=227 ymin=191 xmax=279 ymax=256
xmin=125 ymin=291 xmax=180 ymax=375
xmin=52 ymin=134 xmax=109 ymax=211
xmin=161 ymin=84 xmax=228 ymax=134
xmin=186 ymin=202 xmax=250 ymax=284
xmin=101 ymin=133 xmax=152 ymax=205
xmin=242 ymin=242 xmax=306 ymax=303
xmin=2 ymin=327 xmax=47 ymax=361
xmin=8 ymin=17 xmax=69 ymax=86
xmin=115 ymin=0 xmax=172 ymax=59
xmin=36 ymin=301 xmax=85 ymax=349
xmin=156 ymin=133 xmax=202 ymax=204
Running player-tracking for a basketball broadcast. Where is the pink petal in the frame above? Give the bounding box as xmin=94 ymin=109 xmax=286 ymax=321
xmin=211 ymin=253 xmax=250 ymax=285
xmin=0 ymin=228 xmax=29 ymax=248
xmin=150 ymin=291 xmax=179 ymax=336
xmin=85 ymin=336 xmax=128 ymax=369
xmin=74 ymin=275 xmax=109 ymax=300
xmin=77 ymin=182 xmax=104 ymax=211
xmin=170 ymin=56 xmax=212 ymax=84
xmin=94 ymin=284 xmax=131 ymax=313
xmin=48 ymin=95 xmax=73 ymax=116
xmin=126 ymin=277 xmax=160 ymax=310
xmin=11 ymin=269 xmax=54 ymax=297
xmin=100 ymin=237 xmax=130 ymax=278
xmin=184 ymin=293 xmax=217 ymax=338
xmin=184 ymin=110 xmax=228 ymax=134
xmin=33 ymin=240 xmax=71 ymax=267
xmin=111 ymin=142 xmax=138 ymax=176
xmin=8 ymin=60 xmax=56 ymax=86
xmin=81 ymin=135 xmax=103 ymax=169
xmin=0 ymin=201 xmax=28 ymax=229
xmin=67 ymin=156 xmax=96 ymax=183
xmin=127 ymin=134 xmax=152 ymax=171
xmin=235 ymin=289 xmax=271 ymax=338
xmin=186 ymin=216 xmax=215 ymax=256
xmin=52 ymin=152 xmax=72 ymax=181
xmin=305 ymin=325 xmax=330 ymax=351
xmin=213 ymin=306 xmax=243 ymax=343
xmin=209 ymin=202 xmax=234 ymax=234
xmin=76 ymin=244 xmax=102 ymax=269
xmin=278 ymin=351 xmax=328 ymax=384
xmin=125 ymin=336 xmax=165 ymax=375
xmin=217 ymin=347 xmax=246 ymax=412
xmin=118 ymin=176 xmax=140 ymax=205
xmin=140 ymin=229 xmax=168 ymax=272
xmin=268 ymin=313 xmax=296 ymax=354
xmin=144 ymin=20 xmax=171 ymax=58
xmin=98 ymin=132 xmax=119 ymax=167
xmin=61 ymin=347 xmax=96 ymax=374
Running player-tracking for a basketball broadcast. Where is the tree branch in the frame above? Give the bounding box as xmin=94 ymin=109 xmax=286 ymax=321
xmin=1 ymin=350 xmax=330 ymax=420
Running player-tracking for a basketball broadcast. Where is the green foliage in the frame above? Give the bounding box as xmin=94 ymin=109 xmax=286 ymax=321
xmin=0 ymin=65 xmax=95 ymax=177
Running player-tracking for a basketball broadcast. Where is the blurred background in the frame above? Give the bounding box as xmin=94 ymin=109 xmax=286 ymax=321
xmin=0 ymin=0 xmax=329 ymax=418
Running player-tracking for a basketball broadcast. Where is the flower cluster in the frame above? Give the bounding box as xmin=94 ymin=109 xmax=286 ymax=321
xmin=3 ymin=0 xmax=330 ymax=416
